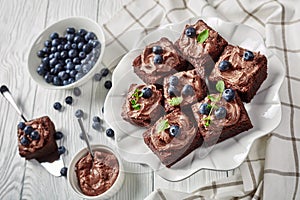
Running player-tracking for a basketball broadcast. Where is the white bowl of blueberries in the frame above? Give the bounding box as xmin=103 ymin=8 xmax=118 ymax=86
xmin=28 ymin=17 xmax=105 ymax=89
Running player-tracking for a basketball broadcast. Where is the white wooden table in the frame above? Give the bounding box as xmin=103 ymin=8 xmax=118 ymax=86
xmin=0 ymin=0 xmax=233 ymax=199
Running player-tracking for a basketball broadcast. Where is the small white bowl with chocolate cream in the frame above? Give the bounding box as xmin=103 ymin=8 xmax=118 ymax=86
xmin=68 ymin=145 xmax=124 ymax=199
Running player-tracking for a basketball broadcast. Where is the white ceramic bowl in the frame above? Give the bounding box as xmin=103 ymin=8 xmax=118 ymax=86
xmin=28 ymin=17 xmax=105 ymax=89
xmin=68 ymin=145 xmax=124 ymax=199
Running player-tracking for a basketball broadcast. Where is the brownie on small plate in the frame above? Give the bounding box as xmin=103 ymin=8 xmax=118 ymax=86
xmin=121 ymin=84 xmax=164 ymax=127
xmin=191 ymin=90 xmax=253 ymax=146
xmin=17 ymin=116 xmax=59 ymax=163
xmin=143 ymin=110 xmax=202 ymax=168
xmin=133 ymin=37 xmax=187 ymax=85
xmin=209 ymin=45 xmax=268 ymax=103
xmin=163 ymin=69 xmax=208 ymax=112
xmin=174 ymin=20 xmax=228 ymax=70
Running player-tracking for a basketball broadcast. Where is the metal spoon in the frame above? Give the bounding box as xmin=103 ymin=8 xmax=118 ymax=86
xmin=77 ymin=118 xmax=94 ymax=160
xmin=0 ymin=85 xmax=64 ymax=177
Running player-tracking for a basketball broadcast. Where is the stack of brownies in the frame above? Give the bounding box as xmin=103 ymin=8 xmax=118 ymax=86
xmin=121 ymin=20 xmax=268 ymax=168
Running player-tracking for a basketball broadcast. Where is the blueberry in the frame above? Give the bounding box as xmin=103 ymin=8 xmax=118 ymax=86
xmin=199 ymin=103 xmax=211 ymax=115
xmin=243 ymin=50 xmax=254 ymax=61
xmin=141 ymin=87 xmax=153 ymax=99
xmin=222 ymin=89 xmax=235 ymax=102
xmin=75 ymin=65 xmax=82 ymax=71
xmin=65 ymin=58 xmax=72 ymax=64
xmin=49 ymin=58 xmax=58 ymax=67
xmin=37 ymin=50 xmax=45 ymax=58
xmin=78 ymin=29 xmax=87 ymax=36
xmin=58 ymin=146 xmax=66 ymax=155
xmin=44 ymin=74 xmax=54 ymax=83
xmin=68 ymin=78 xmax=75 ymax=84
xmin=83 ymin=44 xmax=93 ymax=54
xmin=79 ymin=51 xmax=86 ymax=59
xmin=75 ymin=109 xmax=84 ymax=118
xmin=73 ymin=57 xmax=80 ymax=64
xmin=52 ymin=38 xmax=60 ymax=47
xmin=71 ymin=43 xmax=77 ymax=49
xmin=169 ymin=76 xmax=179 ymax=86
xmin=92 ymin=122 xmax=101 ymax=130
xmin=30 ymin=131 xmax=40 ymax=140
xmin=24 ymin=126 xmax=34 ymax=135
xmin=68 ymin=49 xmax=78 ymax=58
xmin=73 ymin=87 xmax=81 ymax=96
xmin=152 ymin=45 xmax=163 ymax=54
xmin=84 ymin=32 xmax=96 ymax=41
xmin=65 ymin=96 xmax=73 ymax=105
xmin=92 ymin=40 xmax=100 ymax=48
xmin=82 ymin=63 xmax=92 ymax=74
xmin=44 ymin=40 xmax=52 ymax=47
xmin=106 ymin=128 xmax=114 ymax=138
xmin=42 ymin=57 xmax=50 ymax=65
xmin=77 ymin=42 xmax=84 ymax=50
xmin=54 ymin=52 xmax=61 ymax=59
xmin=53 ymin=102 xmax=62 ymax=111
xmin=58 ymin=71 xmax=69 ymax=80
xmin=169 ymin=125 xmax=180 ymax=137
xmin=64 ymin=43 xmax=71 ymax=51
xmin=75 ymin=73 xmax=84 ymax=81
xmin=42 ymin=47 xmax=51 ymax=54
xmin=50 ymin=46 xmax=57 ymax=53
xmin=18 ymin=122 xmax=26 ymax=130
xmin=54 ymin=63 xmax=63 ymax=72
xmin=94 ymin=73 xmax=102 ymax=81
xmin=74 ymin=35 xmax=83 ymax=43
xmin=60 ymin=51 xmax=68 ymax=59
xmin=20 ymin=136 xmax=30 ymax=146
xmin=168 ymin=86 xmax=179 ymax=97
xmin=104 ymin=80 xmax=112 ymax=89
xmin=50 ymin=32 xmax=59 ymax=40
xmin=185 ymin=27 xmax=196 ymax=38
xmin=66 ymin=34 xmax=74 ymax=42
xmin=37 ymin=66 xmax=46 ymax=76
xmin=182 ymin=84 xmax=194 ymax=96
xmin=66 ymin=62 xmax=75 ymax=70
xmin=153 ymin=54 xmax=163 ymax=64
xmin=218 ymin=60 xmax=231 ymax=72
xmin=93 ymin=116 xmax=101 ymax=122
xmin=54 ymin=131 xmax=64 ymax=140
xmin=66 ymin=27 xmax=75 ymax=34
xmin=214 ymin=107 xmax=227 ymax=119
xmin=49 ymin=53 xmax=55 ymax=60
xmin=57 ymin=44 xmax=64 ymax=52
xmin=60 ymin=167 xmax=68 ymax=177
xmin=69 ymin=70 xmax=77 ymax=78
xmin=63 ymin=80 xmax=69 ymax=86
xmin=100 ymin=68 xmax=109 ymax=77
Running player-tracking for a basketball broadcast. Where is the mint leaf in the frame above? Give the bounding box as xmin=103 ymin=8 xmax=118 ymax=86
xmin=203 ymin=116 xmax=211 ymax=127
xmin=168 ymin=97 xmax=183 ymax=106
xmin=157 ymin=119 xmax=170 ymax=132
xmin=197 ymin=29 xmax=209 ymax=43
xmin=132 ymin=104 xmax=141 ymax=110
xmin=216 ymin=80 xmax=225 ymax=93
xmin=133 ymin=89 xmax=139 ymax=98
xmin=207 ymin=95 xmax=218 ymax=102
xmin=138 ymin=92 xmax=143 ymax=97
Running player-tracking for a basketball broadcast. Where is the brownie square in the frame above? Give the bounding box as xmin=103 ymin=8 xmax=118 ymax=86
xmin=209 ymin=45 xmax=268 ymax=103
xmin=143 ymin=110 xmax=202 ymax=168
xmin=132 ymin=37 xmax=187 ymax=85
xmin=163 ymin=69 xmax=208 ymax=113
xmin=17 ymin=116 xmax=59 ymax=163
xmin=174 ymin=20 xmax=228 ymax=70
xmin=121 ymin=84 xmax=165 ymax=127
xmin=191 ymin=92 xmax=253 ymax=146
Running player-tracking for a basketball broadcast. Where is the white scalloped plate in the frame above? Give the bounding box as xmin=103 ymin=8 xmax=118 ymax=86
xmin=104 ymin=17 xmax=285 ymax=181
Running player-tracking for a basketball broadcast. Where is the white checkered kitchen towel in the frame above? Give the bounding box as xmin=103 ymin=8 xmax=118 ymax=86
xmin=102 ymin=0 xmax=300 ymax=199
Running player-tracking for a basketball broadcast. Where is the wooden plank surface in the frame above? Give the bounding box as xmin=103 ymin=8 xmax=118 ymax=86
xmin=0 ymin=0 xmax=231 ymax=199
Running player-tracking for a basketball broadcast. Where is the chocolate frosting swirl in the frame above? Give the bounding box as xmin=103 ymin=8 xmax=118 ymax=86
xmin=138 ymin=37 xmax=182 ymax=74
xmin=210 ymin=45 xmax=265 ymax=92
xmin=150 ymin=111 xmax=197 ymax=155
xmin=76 ymin=151 xmax=119 ymax=196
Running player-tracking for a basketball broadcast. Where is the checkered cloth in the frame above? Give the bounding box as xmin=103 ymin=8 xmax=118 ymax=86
xmin=102 ymin=0 xmax=300 ymax=199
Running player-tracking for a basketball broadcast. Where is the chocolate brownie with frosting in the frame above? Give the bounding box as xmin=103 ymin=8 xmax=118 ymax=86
xmin=17 ymin=116 xmax=59 ymax=162
xmin=191 ymin=91 xmax=253 ymax=146
xmin=143 ymin=110 xmax=202 ymax=168
xmin=209 ymin=45 xmax=268 ymax=103
xmin=121 ymin=84 xmax=165 ymax=127
xmin=163 ymin=69 xmax=208 ymax=113
xmin=132 ymin=37 xmax=187 ymax=85
xmin=174 ymin=20 xmax=228 ymax=70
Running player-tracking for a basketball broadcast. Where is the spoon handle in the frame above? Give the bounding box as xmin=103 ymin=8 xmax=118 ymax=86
xmin=0 ymin=85 xmax=27 ymax=122
xmin=77 ymin=118 xmax=94 ymax=158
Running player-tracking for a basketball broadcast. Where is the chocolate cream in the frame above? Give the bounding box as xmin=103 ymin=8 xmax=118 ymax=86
xmin=76 ymin=151 xmax=119 ymax=196
xmin=149 ymin=111 xmax=197 ymax=158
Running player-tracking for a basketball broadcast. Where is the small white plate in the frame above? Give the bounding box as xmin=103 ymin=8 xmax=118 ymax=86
xmin=104 ymin=17 xmax=285 ymax=181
